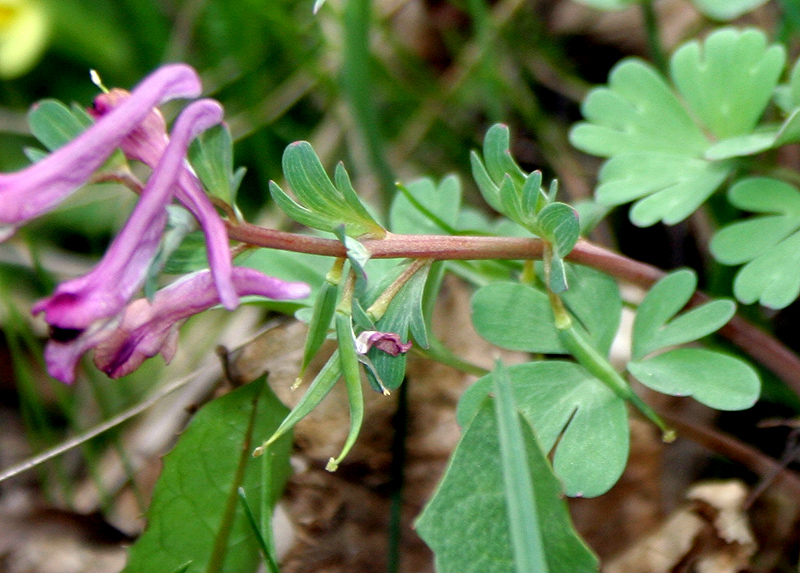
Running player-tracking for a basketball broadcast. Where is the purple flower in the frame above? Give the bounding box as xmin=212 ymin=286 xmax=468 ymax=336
xmin=91 ymin=89 xmax=238 ymax=310
xmin=32 ymin=99 xmax=224 ymax=331
xmin=0 ymin=64 xmax=202 ymax=242
xmin=89 ymin=268 xmax=310 ymax=380
xmin=354 ymin=331 xmax=412 ymax=357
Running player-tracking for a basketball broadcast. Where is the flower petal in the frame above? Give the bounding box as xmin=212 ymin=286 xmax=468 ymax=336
xmin=354 ymin=330 xmax=412 ymax=356
xmin=0 ymin=63 xmax=202 ymax=241
xmin=93 ymin=267 xmax=310 ymax=379
xmin=32 ymin=99 xmax=224 ymax=331
xmin=92 ymin=88 xmax=238 ymax=310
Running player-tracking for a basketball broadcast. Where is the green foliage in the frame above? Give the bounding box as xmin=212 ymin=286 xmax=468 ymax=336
xmin=458 ymin=362 xmax=629 ymax=498
xmin=27 ymin=99 xmax=92 ymax=151
xmin=572 ymin=0 xmax=770 ymax=20
xmin=124 ymin=377 xmax=292 ymax=573
xmin=364 ymin=262 xmax=430 ymax=392
xmin=327 ymin=313 xmax=365 ymax=471
xmin=270 ymin=142 xmax=385 ymax=239
xmin=627 ymin=348 xmax=760 ymax=410
xmin=188 ymin=124 xmax=247 ymax=207
xmin=471 ymin=267 xmax=759 ymax=494
xmin=471 ymin=264 xmax=622 ymax=356
xmin=711 ymin=177 xmax=800 ymax=309
xmin=390 ymin=176 xmax=462 ymax=235
xmin=570 ymin=28 xmax=788 ymax=226
xmin=472 ymin=124 xmax=580 ymax=290
xmin=490 ymin=361 xmax=549 ymax=573
xmin=416 ymin=399 xmax=598 ymax=573
xmin=627 ymin=269 xmax=759 ymax=410
xmin=630 ymin=269 xmax=735 ymax=360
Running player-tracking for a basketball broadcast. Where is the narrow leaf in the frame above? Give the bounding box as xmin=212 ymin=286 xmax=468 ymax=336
xmin=327 ymin=314 xmax=365 ymax=471
xmin=492 ymin=361 xmax=548 ymax=573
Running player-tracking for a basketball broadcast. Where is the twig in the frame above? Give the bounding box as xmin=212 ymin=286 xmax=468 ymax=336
xmin=660 ymin=411 xmax=800 ymax=501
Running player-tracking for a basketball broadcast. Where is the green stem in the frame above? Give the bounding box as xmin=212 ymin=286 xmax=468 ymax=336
xmin=640 ymin=0 xmax=667 ymax=73
xmin=342 ymin=0 xmax=396 ymax=203
xmin=550 ymin=292 xmax=674 ymax=442
xmin=366 ymin=258 xmax=431 ymax=321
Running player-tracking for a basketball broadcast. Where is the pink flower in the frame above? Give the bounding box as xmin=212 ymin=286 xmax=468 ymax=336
xmin=86 ymin=268 xmax=309 ymax=382
xmin=32 ymin=98 xmax=224 ymax=331
xmin=354 ymin=331 xmax=412 ymax=357
xmin=0 ymin=64 xmax=201 ymax=241
xmin=91 ymin=88 xmax=238 ymax=310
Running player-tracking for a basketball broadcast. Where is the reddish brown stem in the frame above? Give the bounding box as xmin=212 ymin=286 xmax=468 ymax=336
xmin=225 ymin=222 xmax=800 ymax=398
xmin=661 ymin=411 xmax=800 ymax=501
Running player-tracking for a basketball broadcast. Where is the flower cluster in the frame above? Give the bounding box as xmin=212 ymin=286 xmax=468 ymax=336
xmin=2 ymin=64 xmax=310 ymax=383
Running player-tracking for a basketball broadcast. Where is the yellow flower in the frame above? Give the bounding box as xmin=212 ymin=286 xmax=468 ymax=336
xmin=0 ymin=0 xmax=50 ymax=78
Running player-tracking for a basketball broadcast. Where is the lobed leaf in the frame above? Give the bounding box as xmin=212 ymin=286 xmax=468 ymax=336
xmin=711 ymin=178 xmax=800 ymax=308
xmin=570 ymin=59 xmax=707 ymax=158
xmin=571 ymin=28 xmax=788 ymax=227
xmin=277 ymin=141 xmax=384 ymax=238
xmin=628 ymin=348 xmax=760 ymax=410
xmin=416 ymin=399 xmax=598 ymax=573
xmin=670 ymin=28 xmax=785 ymax=139
xmin=631 ymin=269 xmax=735 ymax=360
xmin=471 ymin=264 xmax=621 ymax=357
xmin=188 ymin=124 xmax=242 ymax=205
xmin=457 ymin=362 xmax=629 ymax=498
xmin=365 ymin=262 xmax=430 ymax=391
xmin=28 ymin=99 xmax=90 ymax=151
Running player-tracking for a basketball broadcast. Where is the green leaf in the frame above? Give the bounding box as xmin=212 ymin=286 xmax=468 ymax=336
xmin=280 ymin=141 xmax=384 ymax=238
xmin=710 ymin=178 xmax=800 ymax=309
xmin=733 ymin=233 xmax=800 ymax=308
xmin=299 ymin=277 xmax=339 ymax=375
xmin=333 ymin=227 xmax=370 ymax=286
xmin=692 ymin=0 xmax=771 ymax=21
xmin=391 ymin=177 xmax=461 ymax=235
xmin=595 ymin=153 xmax=732 ymax=227
xmin=491 ymin=361 xmax=548 ymax=573
xmin=416 ymin=399 xmax=598 ymax=573
xmin=570 ymin=0 xmax=635 ymax=8
xmin=28 ymin=99 xmax=90 ymax=151
xmin=631 ymin=269 xmax=735 ymax=360
xmin=471 ymin=264 xmax=621 ymax=356
xmin=188 ymin=124 xmax=242 ymax=205
xmin=570 ymin=59 xmax=707 ymax=157
xmin=327 ymin=313 xmax=365 ymax=471
xmin=365 ymin=262 xmax=430 ymax=391
xmin=124 ymin=377 xmax=292 ymax=573
xmin=269 ymin=180 xmax=340 ymax=233
xmin=628 ymin=348 xmax=760 ymax=410
xmin=571 ymin=28 xmax=787 ymax=226
xmin=775 ymin=58 xmax=800 ymax=113
xmin=458 ymin=362 xmax=628 ymax=498
xmin=536 ymin=202 xmax=580 ymax=291
xmin=483 ymin=124 xmax=526 ymax=186
xmin=670 ymin=28 xmax=785 ymax=139
xmin=536 ymin=203 xmax=579 ymax=258
xmin=472 ymin=282 xmax=561 ymax=353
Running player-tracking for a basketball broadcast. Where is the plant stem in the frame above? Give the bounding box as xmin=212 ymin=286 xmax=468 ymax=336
xmin=225 ymin=221 xmax=800 ymax=400
xmin=640 ymin=0 xmax=667 ymax=73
